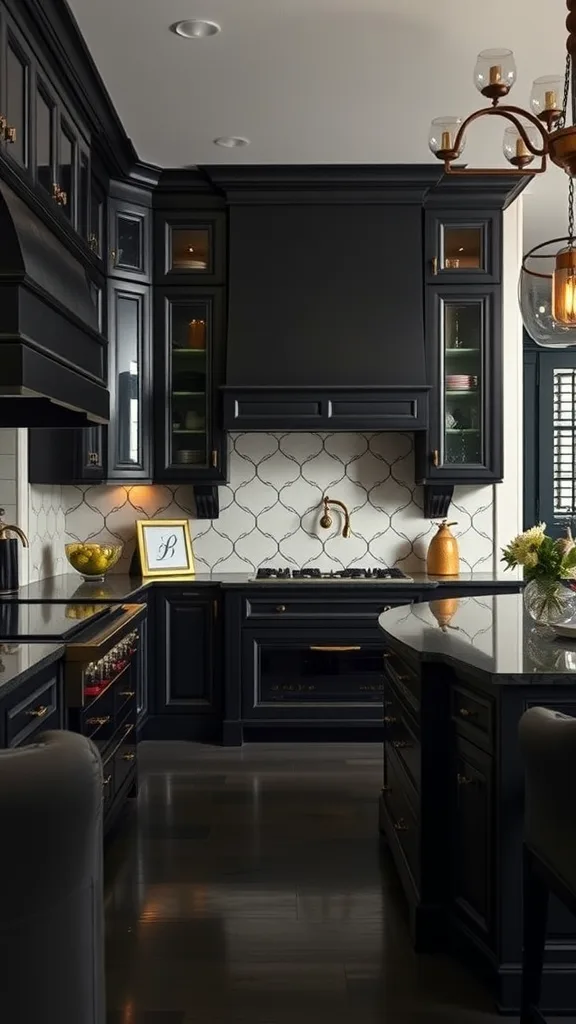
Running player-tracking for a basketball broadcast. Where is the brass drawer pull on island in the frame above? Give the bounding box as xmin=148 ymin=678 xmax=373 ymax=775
xmin=122 ymin=751 xmax=136 ymax=762
xmin=393 ymin=819 xmax=409 ymax=832
xmin=309 ymin=645 xmax=361 ymax=652
xmin=459 ymin=707 xmax=477 ymax=719
xmin=87 ymin=715 xmax=111 ymax=727
xmin=26 ymin=705 xmax=48 ymax=719
xmin=276 ymin=605 xmax=286 ymax=613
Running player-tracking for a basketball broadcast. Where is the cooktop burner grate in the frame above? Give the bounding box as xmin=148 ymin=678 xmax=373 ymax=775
xmin=253 ymin=567 xmax=414 ymax=582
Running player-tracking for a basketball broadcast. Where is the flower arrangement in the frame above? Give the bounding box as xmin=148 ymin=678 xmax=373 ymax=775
xmin=502 ymin=524 xmax=576 ymax=624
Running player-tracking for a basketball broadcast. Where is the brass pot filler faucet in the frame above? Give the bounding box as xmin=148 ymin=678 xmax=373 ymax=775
xmin=320 ymin=497 xmax=351 ymax=539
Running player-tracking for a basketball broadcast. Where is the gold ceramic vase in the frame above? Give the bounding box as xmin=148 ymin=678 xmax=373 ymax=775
xmin=426 ymin=520 xmax=459 ymax=576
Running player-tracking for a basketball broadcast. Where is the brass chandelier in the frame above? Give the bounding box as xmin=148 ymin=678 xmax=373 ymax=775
xmin=429 ymin=0 xmax=576 ymax=346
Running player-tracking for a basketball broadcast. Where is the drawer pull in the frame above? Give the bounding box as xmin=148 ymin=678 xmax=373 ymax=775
xmin=122 ymin=752 xmax=136 ymax=762
xmin=457 ymin=773 xmax=474 ymax=786
xmin=392 ymin=740 xmax=412 ymax=750
xmin=119 ymin=691 xmax=135 ymax=699
xmin=393 ymin=819 xmax=409 ymax=832
xmin=87 ymin=715 xmax=111 ymax=727
xmin=276 ymin=605 xmax=286 ymax=613
xmin=309 ymin=645 xmax=361 ymax=652
xmin=458 ymin=707 xmax=477 ymax=719
xmin=26 ymin=705 xmax=49 ymax=719
xmin=124 ymin=723 xmax=135 ymax=736
xmin=397 ymin=674 xmax=409 ymax=682
xmin=103 ymin=774 xmax=112 ymax=787
xmin=384 ymin=715 xmax=397 ymax=725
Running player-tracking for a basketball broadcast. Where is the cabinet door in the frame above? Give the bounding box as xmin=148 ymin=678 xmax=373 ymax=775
xmin=34 ymin=74 xmax=57 ymax=200
xmin=426 ymin=210 xmax=500 ymax=284
xmin=155 ymin=590 xmax=219 ymax=714
xmin=452 ymin=736 xmax=493 ymax=937
xmin=422 ymin=285 xmax=502 ymax=483
xmin=78 ymin=142 xmax=90 ymax=243
xmin=109 ymin=197 xmax=151 ymax=281
xmin=56 ymin=113 xmax=76 ymax=222
xmin=154 ymin=211 xmax=226 ymax=284
xmin=78 ymin=425 xmax=106 ymax=481
xmin=90 ymin=174 xmax=105 ymax=258
xmin=3 ymin=16 xmax=31 ymax=170
xmin=153 ymin=286 xmax=226 ymax=482
xmin=107 ymin=280 xmax=151 ymax=480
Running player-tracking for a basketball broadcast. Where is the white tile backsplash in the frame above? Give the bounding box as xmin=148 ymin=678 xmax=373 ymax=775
xmin=27 ymin=432 xmax=497 ymax=577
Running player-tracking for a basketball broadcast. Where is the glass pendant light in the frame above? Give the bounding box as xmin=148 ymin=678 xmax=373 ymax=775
xmin=520 ymin=179 xmax=576 ymax=347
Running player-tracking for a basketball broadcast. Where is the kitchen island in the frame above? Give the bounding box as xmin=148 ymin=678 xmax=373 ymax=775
xmin=378 ymin=592 xmax=576 ymax=1014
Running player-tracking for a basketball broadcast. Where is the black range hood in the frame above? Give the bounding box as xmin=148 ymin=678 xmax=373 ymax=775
xmin=207 ymin=165 xmax=440 ymax=432
xmin=0 ymin=181 xmax=109 ymax=427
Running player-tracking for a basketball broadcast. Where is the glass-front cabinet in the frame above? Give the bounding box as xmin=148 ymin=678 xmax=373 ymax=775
xmin=3 ymin=16 xmax=31 ymax=170
xmin=417 ymin=285 xmax=502 ymax=483
xmin=154 ymin=211 xmax=226 ymax=284
xmin=107 ymin=280 xmax=151 ymax=480
xmin=426 ymin=210 xmax=499 ymax=283
xmin=108 ymin=195 xmax=151 ymax=281
xmin=154 ymin=286 xmax=226 ymax=482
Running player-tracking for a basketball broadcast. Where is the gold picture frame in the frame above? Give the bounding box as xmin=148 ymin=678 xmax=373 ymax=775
xmin=136 ymin=519 xmax=195 ymax=577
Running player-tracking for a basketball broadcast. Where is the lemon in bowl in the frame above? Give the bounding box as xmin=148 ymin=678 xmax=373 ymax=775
xmin=65 ymin=542 xmax=123 ymax=581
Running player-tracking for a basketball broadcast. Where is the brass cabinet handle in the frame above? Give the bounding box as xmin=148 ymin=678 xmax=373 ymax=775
xmin=88 ymin=232 xmax=99 ymax=252
xmin=309 ymin=645 xmax=361 ymax=652
xmin=88 ymin=451 xmax=100 ymax=466
xmin=59 ymin=189 xmax=68 ymax=206
xmin=275 ymin=605 xmax=286 ymax=613
xmin=457 ymin=773 xmax=474 ymax=786
xmin=5 ymin=125 xmax=16 ymax=143
xmin=432 ymin=449 xmax=440 ymax=467
xmin=431 ymin=256 xmax=438 ymax=275
xmin=211 ymin=450 xmax=218 ymax=468
xmin=26 ymin=704 xmax=48 ymax=718
xmin=392 ymin=740 xmax=412 ymax=750
xmin=458 ymin=707 xmax=477 ymax=719
xmin=87 ymin=715 xmax=111 ymax=727
xmin=119 ymin=691 xmax=135 ymax=699
xmin=103 ymin=774 xmax=112 ymax=787
xmin=122 ymin=752 xmax=136 ymax=762
xmin=393 ymin=819 xmax=409 ymax=832
xmin=110 ymin=248 xmax=118 ymax=263
xmin=384 ymin=715 xmax=397 ymax=725
xmin=51 ymin=183 xmax=67 ymax=206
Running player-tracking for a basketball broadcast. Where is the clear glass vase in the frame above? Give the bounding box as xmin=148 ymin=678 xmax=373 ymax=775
xmin=523 ymin=578 xmax=576 ymax=627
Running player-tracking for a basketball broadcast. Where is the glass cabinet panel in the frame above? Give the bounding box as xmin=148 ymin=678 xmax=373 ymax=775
xmin=115 ymin=214 xmax=143 ymax=272
xmin=441 ymin=225 xmax=483 ymax=271
xmin=114 ymin=293 xmax=142 ymax=467
xmin=442 ymin=300 xmax=484 ymax=467
xmin=168 ymin=299 xmax=210 ymax=469
xmin=35 ymin=85 xmax=54 ymax=195
xmin=169 ymin=226 xmax=210 ymax=272
xmin=58 ymin=119 xmax=74 ymax=220
xmin=5 ymin=34 xmax=29 ymax=167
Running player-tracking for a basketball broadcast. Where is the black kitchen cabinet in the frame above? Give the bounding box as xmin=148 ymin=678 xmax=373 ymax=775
xmin=154 ymin=210 xmax=226 ymax=285
xmin=416 ymin=284 xmax=503 ymax=484
xmin=1 ymin=663 xmax=63 ymax=747
xmin=108 ymin=192 xmax=151 ymax=282
xmin=452 ymin=734 xmax=493 ymax=938
xmin=2 ymin=13 xmax=31 ymax=171
xmin=33 ymin=70 xmax=88 ymax=225
xmin=149 ymin=588 xmax=221 ymax=739
xmin=425 ymin=209 xmax=500 ymax=284
xmin=107 ymin=278 xmax=152 ymax=480
xmin=29 ymin=422 xmax=106 ymax=483
xmin=153 ymin=286 xmax=227 ymax=482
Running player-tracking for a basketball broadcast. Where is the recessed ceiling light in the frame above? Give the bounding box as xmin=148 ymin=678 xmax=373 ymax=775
xmin=171 ymin=19 xmax=221 ymax=38
xmin=213 ymin=136 xmax=250 ymax=148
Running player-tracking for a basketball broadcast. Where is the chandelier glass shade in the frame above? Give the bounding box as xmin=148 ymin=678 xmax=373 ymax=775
xmin=429 ymin=0 xmax=576 ymax=347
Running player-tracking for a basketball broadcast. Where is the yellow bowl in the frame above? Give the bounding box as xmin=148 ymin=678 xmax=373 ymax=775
xmin=65 ymin=542 xmax=123 ymax=581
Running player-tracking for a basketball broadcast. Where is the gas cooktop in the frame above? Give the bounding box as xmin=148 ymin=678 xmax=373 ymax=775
xmin=253 ymin=567 xmax=414 ymax=582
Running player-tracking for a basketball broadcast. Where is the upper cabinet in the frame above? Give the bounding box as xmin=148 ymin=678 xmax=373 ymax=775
xmin=154 ymin=211 xmax=226 ymax=285
xmin=109 ymin=194 xmax=151 ymax=282
xmin=425 ymin=210 xmax=500 ymax=284
xmin=2 ymin=14 xmax=31 ymax=171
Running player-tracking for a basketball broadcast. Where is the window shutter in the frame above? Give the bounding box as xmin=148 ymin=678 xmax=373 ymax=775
xmin=553 ymin=368 xmax=576 ymax=521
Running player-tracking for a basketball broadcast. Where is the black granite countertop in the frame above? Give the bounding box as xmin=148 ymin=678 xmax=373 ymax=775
xmin=379 ymin=591 xmax=576 ymax=679
xmin=1 ymin=569 xmax=523 ymax=603
xmin=0 ymin=642 xmax=63 ymax=698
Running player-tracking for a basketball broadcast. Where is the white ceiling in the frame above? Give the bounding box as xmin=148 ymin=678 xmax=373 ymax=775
xmin=68 ymin=0 xmax=570 ymax=252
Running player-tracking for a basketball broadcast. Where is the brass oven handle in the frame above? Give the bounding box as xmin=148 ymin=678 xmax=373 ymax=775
xmin=87 ymin=715 xmax=111 ymax=727
xmin=393 ymin=819 xmax=409 ymax=832
xmin=26 ymin=705 xmax=48 ymax=718
xmin=458 ymin=707 xmax=477 ymax=719
xmin=309 ymin=645 xmax=361 ymax=652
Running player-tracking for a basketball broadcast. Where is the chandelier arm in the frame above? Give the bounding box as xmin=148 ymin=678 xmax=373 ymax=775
xmin=572 ymin=52 xmax=576 ymax=127
xmin=450 ymin=106 xmax=549 ymax=161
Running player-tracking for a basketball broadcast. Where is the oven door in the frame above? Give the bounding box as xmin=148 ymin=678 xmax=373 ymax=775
xmin=241 ymin=629 xmax=384 ymax=722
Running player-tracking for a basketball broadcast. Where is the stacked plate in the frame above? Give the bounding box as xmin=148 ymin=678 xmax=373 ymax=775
xmin=176 ymin=450 xmax=204 ymax=465
xmin=446 ymin=375 xmax=478 ymax=392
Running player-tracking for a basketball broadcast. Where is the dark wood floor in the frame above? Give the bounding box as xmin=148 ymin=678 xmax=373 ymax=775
xmin=104 ymin=742 xmax=522 ymax=1023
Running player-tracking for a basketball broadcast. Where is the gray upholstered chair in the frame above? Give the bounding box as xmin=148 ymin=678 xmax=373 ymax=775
xmin=0 ymin=730 xmax=106 ymax=1024
xmin=518 ymin=706 xmax=576 ymax=1024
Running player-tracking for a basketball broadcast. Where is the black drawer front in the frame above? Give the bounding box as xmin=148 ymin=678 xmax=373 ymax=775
xmin=244 ymin=596 xmax=410 ymax=622
xmin=102 ymin=756 xmax=115 ymax=814
xmin=385 ymin=686 xmax=421 ymax=795
xmin=81 ymin=684 xmax=116 ymax=748
xmin=114 ymin=722 xmax=136 ymax=794
xmin=384 ymin=651 xmax=421 ymax=716
xmin=6 ymin=674 xmax=60 ymax=748
xmin=452 ymin=684 xmax=493 ymax=750
xmin=257 ymin=641 xmax=384 ymax=705
xmin=383 ymin=746 xmax=420 ymax=887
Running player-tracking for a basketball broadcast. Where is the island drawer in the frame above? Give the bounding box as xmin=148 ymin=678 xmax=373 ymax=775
xmin=6 ymin=671 xmax=60 ymax=748
xmin=243 ymin=596 xmax=411 ymax=622
xmin=382 ymin=746 xmax=420 ymax=888
xmin=383 ymin=650 xmax=421 ymax=715
xmin=452 ymin=685 xmax=493 ymax=751
xmin=385 ymin=685 xmax=421 ymax=795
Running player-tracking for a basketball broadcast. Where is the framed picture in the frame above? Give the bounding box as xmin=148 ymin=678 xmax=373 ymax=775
xmin=136 ymin=519 xmax=194 ymax=577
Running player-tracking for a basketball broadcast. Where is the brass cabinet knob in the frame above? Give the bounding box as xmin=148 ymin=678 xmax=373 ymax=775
xmin=86 ymin=715 xmax=111 ymax=727
xmin=5 ymin=126 xmax=16 ymax=144
xmin=458 ymin=707 xmax=477 ymax=719
xmin=88 ymin=451 xmax=100 ymax=466
xmin=88 ymin=232 xmax=99 ymax=252
xmin=393 ymin=819 xmax=409 ymax=832
xmin=122 ymin=752 xmax=136 ymax=762
xmin=59 ymin=189 xmax=68 ymax=206
xmin=384 ymin=715 xmax=397 ymax=725
xmin=275 ymin=605 xmax=286 ymax=613
xmin=26 ymin=704 xmax=48 ymax=718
